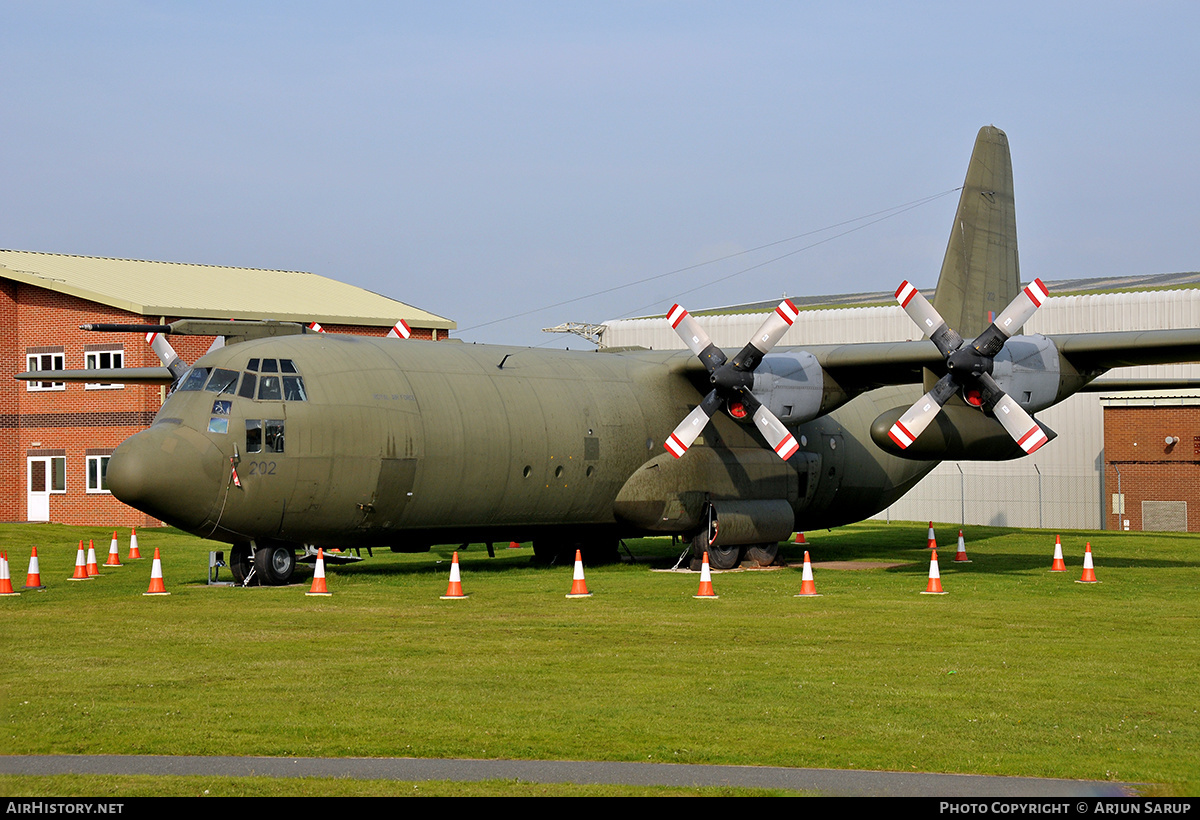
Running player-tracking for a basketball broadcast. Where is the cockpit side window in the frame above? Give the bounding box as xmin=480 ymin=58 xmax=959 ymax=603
xmin=282 ymin=376 xmax=307 ymax=401
xmin=265 ymin=420 xmax=285 ymax=453
xmin=178 ymin=367 xmax=209 ymax=392
xmin=204 ymin=368 xmax=240 ymax=394
xmin=245 ymin=420 xmax=262 ymax=453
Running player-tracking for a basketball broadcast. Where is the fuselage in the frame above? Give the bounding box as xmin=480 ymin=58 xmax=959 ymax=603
xmin=106 ymin=334 xmax=936 ymax=550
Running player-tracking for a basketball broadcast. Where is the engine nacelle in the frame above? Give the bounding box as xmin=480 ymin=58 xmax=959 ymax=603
xmin=750 ymin=351 xmax=849 ymax=424
xmin=988 ymin=334 xmax=1061 ymax=412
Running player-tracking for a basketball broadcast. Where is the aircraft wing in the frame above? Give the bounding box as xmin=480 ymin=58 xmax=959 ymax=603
xmin=1049 ymin=328 xmax=1200 ymax=372
xmin=16 ymin=367 xmax=177 ymax=384
xmin=801 ymin=328 xmax=1200 ymax=393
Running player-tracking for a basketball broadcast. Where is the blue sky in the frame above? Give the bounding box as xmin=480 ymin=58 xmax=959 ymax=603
xmin=3 ymin=2 xmax=1197 ymax=346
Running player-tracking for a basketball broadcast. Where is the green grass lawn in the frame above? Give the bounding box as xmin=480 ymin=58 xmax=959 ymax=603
xmin=2 ymin=521 xmax=1198 ymax=795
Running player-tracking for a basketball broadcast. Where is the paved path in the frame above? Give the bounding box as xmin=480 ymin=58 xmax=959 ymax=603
xmin=0 ymin=755 xmax=1138 ymax=797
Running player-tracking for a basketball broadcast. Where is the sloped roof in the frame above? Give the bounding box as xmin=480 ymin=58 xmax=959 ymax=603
xmin=0 ymin=249 xmax=455 ymax=330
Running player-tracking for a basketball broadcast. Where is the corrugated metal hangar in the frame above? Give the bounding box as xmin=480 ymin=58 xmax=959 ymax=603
xmin=597 ymin=274 xmax=1200 ymax=532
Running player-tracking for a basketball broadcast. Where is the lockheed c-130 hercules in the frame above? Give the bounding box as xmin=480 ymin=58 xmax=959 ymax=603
xmin=21 ymin=126 xmax=1200 ymax=584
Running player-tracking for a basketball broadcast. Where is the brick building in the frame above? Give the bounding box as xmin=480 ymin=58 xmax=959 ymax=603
xmin=1 ymin=249 xmax=454 ymax=526
xmin=1102 ymin=400 xmax=1200 ymax=532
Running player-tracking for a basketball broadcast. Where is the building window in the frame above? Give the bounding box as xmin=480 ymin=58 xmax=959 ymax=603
xmin=85 ymin=348 xmax=124 ymax=389
xmin=87 ymin=455 xmax=111 ymax=493
xmin=26 ymin=351 xmax=65 ymax=391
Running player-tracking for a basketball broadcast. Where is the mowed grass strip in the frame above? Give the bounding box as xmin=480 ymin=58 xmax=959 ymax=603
xmin=2 ymin=522 xmax=1198 ymax=793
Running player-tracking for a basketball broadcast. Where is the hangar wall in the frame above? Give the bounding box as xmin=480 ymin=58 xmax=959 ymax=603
xmin=598 ymin=288 xmax=1200 ymax=531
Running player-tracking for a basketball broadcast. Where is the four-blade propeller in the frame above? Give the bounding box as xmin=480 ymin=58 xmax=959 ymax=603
xmin=888 ymin=278 xmax=1051 ymax=454
xmin=665 ymin=300 xmax=801 ymax=460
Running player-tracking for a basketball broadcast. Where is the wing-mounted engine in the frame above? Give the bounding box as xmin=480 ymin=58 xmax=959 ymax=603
xmin=872 ymin=280 xmax=1066 ymax=460
xmin=751 ymin=350 xmax=850 ymax=424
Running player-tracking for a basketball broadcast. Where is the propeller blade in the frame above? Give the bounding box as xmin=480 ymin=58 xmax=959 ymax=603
xmin=750 ymin=403 xmax=800 ymax=460
xmin=991 ymin=278 xmax=1049 ymax=339
xmin=886 ymin=374 xmax=958 ymax=450
xmin=307 ymin=322 xmax=326 ymax=333
xmin=894 ymin=280 xmax=964 ymax=356
xmin=145 ymin=332 xmax=188 ymax=381
xmin=387 ymin=320 xmax=413 ymax=339
xmin=727 ymin=299 xmax=800 ymax=373
xmin=664 ymin=390 xmax=722 ymax=458
xmin=667 ymin=304 xmax=726 ymax=371
xmin=990 ymin=392 xmax=1049 ymax=454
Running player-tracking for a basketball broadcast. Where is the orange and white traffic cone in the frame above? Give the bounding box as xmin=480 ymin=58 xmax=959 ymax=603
xmin=1076 ymin=542 xmax=1099 ymax=584
xmin=24 ymin=547 xmax=45 ymax=590
xmin=922 ymin=549 xmax=947 ymax=594
xmin=795 ymin=551 xmax=820 ymax=597
xmin=104 ymin=531 xmax=122 ymax=567
xmin=86 ymin=540 xmax=100 ymax=577
xmin=926 ymin=521 xmax=937 ymax=550
xmin=0 ymin=552 xmax=18 ymax=596
xmin=70 ymin=541 xmax=89 ymax=581
xmin=953 ymin=530 xmax=971 ymax=563
xmin=128 ymin=527 xmax=142 ymax=560
xmin=143 ymin=548 xmax=169 ymax=595
xmin=566 ymin=549 xmax=592 ymax=598
xmin=794 ymin=532 xmax=806 ymax=544
xmin=306 ymin=548 xmax=332 ymax=596
xmin=694 ymin=551 xmax=718 ymax=599
xmin=441 ymin=552 xmax=467 ymax=599
xmin=1050 ymin=535 xmax=1066 ymax=572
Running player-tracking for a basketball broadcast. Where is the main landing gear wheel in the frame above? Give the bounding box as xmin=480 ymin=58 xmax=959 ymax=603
xmin=742 ymin=543 xmax=779 ymax=567
xmin=254 ymin=543 xmax=296 ymax=586
xmin=691 ymin=532 xmax=741 ymax=570
xmin=229 ymin=543 xmax=252 ymax=585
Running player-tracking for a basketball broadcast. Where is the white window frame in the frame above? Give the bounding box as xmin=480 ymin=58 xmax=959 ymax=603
xmin=85 ymin=348 xmax=125 ymax=390
xmin=86 ymin=455 xmax=111 ymax=494
xmin=25 ymin=352 xmax=65 ymax=391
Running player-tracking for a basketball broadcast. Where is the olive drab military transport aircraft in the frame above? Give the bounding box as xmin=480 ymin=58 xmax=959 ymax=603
xmin=20 ymin=126 xmax=1200 ymax=584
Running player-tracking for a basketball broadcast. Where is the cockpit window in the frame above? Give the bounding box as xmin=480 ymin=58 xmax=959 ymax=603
xmin=178 ymin=367 xmax=209 ymax=392
xmin=238 ymin=372 xmax=257 ymax=399
xmin=258 ymin=375 xmax=282 ymax=401
xmin=265 ymin=419 xmax=285 ymax=453
xmin=280 ymin=359 xmax=298 ymax=373
xmin=204 ymin=368 xmax=240 ymax=394
xmin=282 ymin=376 xmax=307 ymax=401
xmin=261 ymin=359 xmax=279 ymax=373
xmin=246 ymin=358 xmax=260 ymax=372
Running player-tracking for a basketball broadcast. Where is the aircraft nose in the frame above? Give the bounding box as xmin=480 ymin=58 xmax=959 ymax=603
xmin=107 ymin=424 xmax=227 ymax=531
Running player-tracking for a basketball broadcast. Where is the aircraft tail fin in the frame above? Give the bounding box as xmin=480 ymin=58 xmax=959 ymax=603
xmin=931 ymin=126 xmax=1021 ymax=341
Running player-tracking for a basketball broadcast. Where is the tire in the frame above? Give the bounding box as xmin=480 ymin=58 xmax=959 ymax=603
xmin=254 ymin=543 xmax=296 ymax=585
xmin=743 ymin=543 xmax=779 ymax=567
xmin=691 ymin=532 xmax=741 ymax=570
xmin=229 ymin=543 xmax=253 ymax=585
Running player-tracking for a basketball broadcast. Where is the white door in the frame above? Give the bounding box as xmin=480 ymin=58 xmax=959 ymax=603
xmin=27 ymin=458 xmax=51 ymax=522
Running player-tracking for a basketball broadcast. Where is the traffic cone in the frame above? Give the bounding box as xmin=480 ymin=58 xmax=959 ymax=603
xmin=24 ymin=547 xmax=45 ymax=590
xmin=0 ymin=552 xmax=18 ymax=596
xmin=143 ymin=548 xmax=169 ymax=595
xmin=508 ymin=541 xmax=521 ymax=549
xmin=306 ymin=548 xmax=332 ymax=596
xmin=926 ymin=521 xmax=937 ymax=550
xmin=441 ymin=552 xmax=467 ymax=599
xmin=566 ymin=549 xmax=592 ymax=598
xmin=1076 ymin=542 xmax=1099 ymax=584
xmin=795 ymin=550 xmax=820 ymax=597
xmin=694 ymin=551 xmax=718 ymax=599
xmin=953 ymin=530 xmax=971 ymax=563
xmin=86 ymin=540 xmax=100 ymax=577
xmin=104 ymin=531 xmax=122 ymax=567
xmin=70 ymin=541 xmax=89 ymax=580
xmin=794 ymin=532 xmax=806 ymax=544
xmin=1050 ymin=535 xmax=1066 ymax=572
xmin=922 ymin=549 xmax=947 ymax=594
xmin=128 ymin=527 xmax=142 ymax=560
